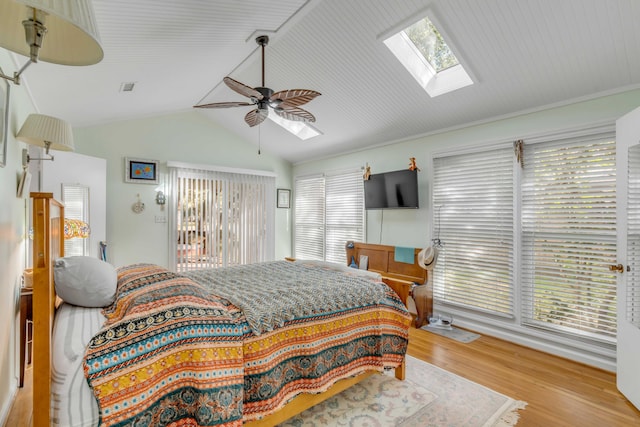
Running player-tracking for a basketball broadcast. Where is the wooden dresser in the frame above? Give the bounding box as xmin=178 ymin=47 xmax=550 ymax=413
xmin=345 ymin=241 xmax=432 ymax=326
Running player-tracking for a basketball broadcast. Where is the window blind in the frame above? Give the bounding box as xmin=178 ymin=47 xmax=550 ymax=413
xmin=294 ymin=176 xmax=325 ymax=260
xmin=294 ymin=170 xmax=364 ymax=263
xmin=432 ymin=146 xmax=515 ymax=316
xmin=521 ymin=135 xmax=617 ymax=341
xmin=325 ymin=170 xmax=365 ymax=264
xmin=168 ymin=165 xmax=275 ymax=272
xmin=628 ymin=145 xmax=640 ymax=328
xmin=62 ymin=184 xmax=89 ymax=256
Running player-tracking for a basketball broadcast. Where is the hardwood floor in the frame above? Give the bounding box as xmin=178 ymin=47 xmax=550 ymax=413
xmin=5 ymin=326 xmax=640 ymax=426
xmin=5 ymin=365 xmax=32 ymax=427
xmin=407 ymin=327 xmax=640 ymax=426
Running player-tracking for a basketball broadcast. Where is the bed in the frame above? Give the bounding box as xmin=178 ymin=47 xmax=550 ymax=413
xmin=31 ymin=193 xmax=411 ymax=427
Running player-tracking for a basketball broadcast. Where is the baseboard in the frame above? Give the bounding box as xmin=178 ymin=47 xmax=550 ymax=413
xmin=0 ymin=383 xmax=18 ymax=427
xmin=433 ymin=305 xmax=617 ymax=372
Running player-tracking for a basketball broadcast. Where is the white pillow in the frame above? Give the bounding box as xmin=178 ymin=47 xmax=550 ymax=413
xmin=54 ymin=256 xmax=117 ymax=307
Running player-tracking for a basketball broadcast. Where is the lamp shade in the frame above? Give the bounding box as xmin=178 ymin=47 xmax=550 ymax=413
xmin=16 ymin=113 xmax=74 ymax=152
xmin=64 ymin=218 xmax=90 ymax=239
xmin=0 ymin=0 xmax=103 ymax=66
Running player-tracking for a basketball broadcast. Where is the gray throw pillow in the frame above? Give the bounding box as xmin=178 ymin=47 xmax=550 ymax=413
xmin=54 ymin=256 xmax=117 ymax=307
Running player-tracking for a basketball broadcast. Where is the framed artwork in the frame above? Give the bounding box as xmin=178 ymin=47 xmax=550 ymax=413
xmin=0 ymin=67 xmax=9 ymax=168
xmin=277 ymin=188 xmax=291 ymax=208
xmin=124 ymin=157 xmax=159 ymax=184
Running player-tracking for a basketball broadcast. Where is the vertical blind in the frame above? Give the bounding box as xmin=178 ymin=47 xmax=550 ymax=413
xmin=432 ymin=146 xmax=515 ymax=316
xmin=168 ymin=165 xmax=275 ymax=272
xmin=295 ymin=169 xmax=364 ymax=264
xmin=521 ymin=135 xmax=617 ymax=341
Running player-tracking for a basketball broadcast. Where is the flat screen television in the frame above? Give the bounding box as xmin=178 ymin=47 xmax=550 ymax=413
xmin=364 ymin=169 xmax=419 ymax=209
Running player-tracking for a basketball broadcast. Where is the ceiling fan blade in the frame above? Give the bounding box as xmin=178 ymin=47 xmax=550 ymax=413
xmin=271 ymin=89 xmax=321 ymax=107
xmin=224 ymin=77 xmax=263 ymax=100
xmin=275 ymin=106 xmax=316 ymax=123
xmin=193 ymin=101 xmax=254 ymax=109
xmin=245 ymin=109 xmax=268 ymax=127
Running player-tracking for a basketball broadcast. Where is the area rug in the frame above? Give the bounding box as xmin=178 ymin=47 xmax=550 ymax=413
xmin=279 ymin=355 xmax=526 ymax=426
xmin=421 ymin=325 xmax=482 ymax=343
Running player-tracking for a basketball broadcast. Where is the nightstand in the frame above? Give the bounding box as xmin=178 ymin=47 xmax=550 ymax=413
xmin=19 ymin=287 xmax=33 ymax=388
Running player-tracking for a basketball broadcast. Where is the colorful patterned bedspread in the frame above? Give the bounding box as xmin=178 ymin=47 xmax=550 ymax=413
xmin=84 ymin=262 xmax=411 ymax=426
xmin=183 ymin=261 xmax=388 ymax=335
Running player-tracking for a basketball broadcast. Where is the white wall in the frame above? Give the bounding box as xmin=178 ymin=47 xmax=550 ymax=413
xmin=73 ymin=111 xmax=293 ymax=268
xmin=294 ymin=89 xmax=640 ymax=249
xmin=41 ymin=151 xmax=107 ymax=259
xmin=293 ymin=88 xmax=640 ymax=370
xmin=0 ymin=51 xmax=37 ymax=424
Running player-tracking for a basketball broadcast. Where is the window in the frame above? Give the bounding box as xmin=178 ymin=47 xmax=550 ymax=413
xmin=294 ymin=175 xmax=325 ymax=260
xmin=432 ymin=128 xmax=617 ymax=345
xmin=404 ymin=17 xmax=459 ymax=72
xmin=432 ymin=146 xmax=515 ymax=316
xmin=168 ymin=163 xmax=275 ymax=271
xmin=295 ymin=169 xmax=364 ymax=264
xmin=521 ymin=135 xmax=617 ymax=342
xmin=268 ymin=113 xmax=322 ymax=140
xmin=382 ymin=14 xmax=473 ymax=97
xmin=62 ymin=183 xmax=89 ymax=256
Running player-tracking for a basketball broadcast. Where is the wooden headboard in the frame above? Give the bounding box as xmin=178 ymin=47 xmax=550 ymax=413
xmin=345 ymin=241 xmax=427 ymax=285
xmin=31 ymin=192 xmax=64 ymax=427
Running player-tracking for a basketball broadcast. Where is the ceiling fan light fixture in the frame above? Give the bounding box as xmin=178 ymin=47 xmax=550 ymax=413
xmin=193 ymin=35 xmax=321 ymax=128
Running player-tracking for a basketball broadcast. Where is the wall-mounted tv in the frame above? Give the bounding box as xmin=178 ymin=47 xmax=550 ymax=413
xmin=364 ymin=169 xmax=419 ymax=209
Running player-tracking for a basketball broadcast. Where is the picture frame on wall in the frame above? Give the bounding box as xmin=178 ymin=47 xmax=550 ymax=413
xmin=124 ymin=157 xmax=159 ymax=184
xmin=277 ymin=188 xmax=291 ymax=208
xmin=0 ymin=67 xmax=9 ymax=168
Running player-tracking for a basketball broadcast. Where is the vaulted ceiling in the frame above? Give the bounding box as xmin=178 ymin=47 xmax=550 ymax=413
xmin=14 ymin=0 xmax=640 ymax=163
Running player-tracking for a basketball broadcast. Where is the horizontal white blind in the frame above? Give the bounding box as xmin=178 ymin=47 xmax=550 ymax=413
xmin=325 ymin=170 xmax=365 ymax=264
xmin=432 ymin=146 xmax=515 ymax=316
xmin=521 ymin=135 xmax=617 ymax=341
xmin=626 ymin=145 xmax=640 ymax=328
xmin=294 ymin=176 xmax=325 ymax=260
xmin=62 ymin=184 xmax=89 ymax=257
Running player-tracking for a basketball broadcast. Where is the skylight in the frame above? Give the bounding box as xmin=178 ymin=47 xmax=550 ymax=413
xmin=268 ymin=113 xmax=322 ymax=140
xmin=383 ymin=15 xmax=473 ymax=97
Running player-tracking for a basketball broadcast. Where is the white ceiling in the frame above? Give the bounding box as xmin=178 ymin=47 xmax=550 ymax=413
xmin=14 ymin=0 xmax=640 ymax=163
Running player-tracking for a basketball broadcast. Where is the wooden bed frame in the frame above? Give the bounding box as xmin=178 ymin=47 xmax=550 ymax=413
xmin=30 ymin=193 xmax=405 ymax=427
xmin=31 ymin=193 xmax=64 ymax=427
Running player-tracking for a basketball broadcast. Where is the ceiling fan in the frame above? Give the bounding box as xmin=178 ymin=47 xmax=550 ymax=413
xmin=194 ymin=35 xmax=321 ymax=128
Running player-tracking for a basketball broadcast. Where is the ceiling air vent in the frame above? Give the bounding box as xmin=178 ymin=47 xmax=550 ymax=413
xmin=119 ymin=82 xmax=136 ymax=92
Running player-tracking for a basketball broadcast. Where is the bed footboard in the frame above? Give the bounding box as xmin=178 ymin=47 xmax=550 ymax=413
xmin=31 ymin=192 xmax=65 ymax=427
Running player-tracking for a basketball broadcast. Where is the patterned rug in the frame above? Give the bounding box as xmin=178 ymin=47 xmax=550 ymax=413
xmin=279 ymin=355 xmax=527 ymax=427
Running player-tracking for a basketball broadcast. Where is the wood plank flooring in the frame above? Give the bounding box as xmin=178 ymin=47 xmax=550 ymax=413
xmin=5 ymin=326 xmax=640 ymax=426
xmin=407 ymin=327 xmax=640 ymax=426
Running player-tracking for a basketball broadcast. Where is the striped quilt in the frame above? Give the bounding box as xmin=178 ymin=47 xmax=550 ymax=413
xmin=84 ymin=262 xmax=411 ymax=426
